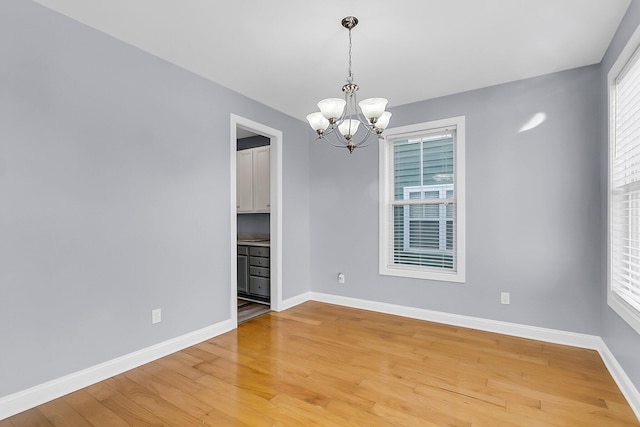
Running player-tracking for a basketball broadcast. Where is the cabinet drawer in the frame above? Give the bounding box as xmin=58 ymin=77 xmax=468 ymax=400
xmin=249 ymin=246 xmax=270 ymax=257
xmin=249 ymin=277 xmax=270 ymax=297
xmin=250 ymin=256 xmax=270 ymax=268
xmin=237 ymin=245 xmax=249 ymax=255
xmin=250 ymin=266 xmax=270 ymax=278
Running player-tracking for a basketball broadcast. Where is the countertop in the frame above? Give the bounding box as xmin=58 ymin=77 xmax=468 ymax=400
xmin=237 ymin=234 xmax=270 ymax=247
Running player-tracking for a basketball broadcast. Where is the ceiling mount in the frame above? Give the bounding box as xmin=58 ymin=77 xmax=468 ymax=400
xmin=341 ymin=16 xmax=358 ymax=30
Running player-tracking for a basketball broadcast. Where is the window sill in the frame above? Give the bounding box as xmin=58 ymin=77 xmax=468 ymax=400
xmin=380 ymin=264 xmax=465 ymax=283
xmin=608 ymin=291 xmax=640 ymax=336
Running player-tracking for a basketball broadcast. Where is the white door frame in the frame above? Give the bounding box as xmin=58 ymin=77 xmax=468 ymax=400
xmin=230 ymin=114 xmax=283 ymax=327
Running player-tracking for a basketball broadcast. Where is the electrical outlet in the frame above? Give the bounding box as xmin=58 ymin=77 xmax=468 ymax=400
xmin=338 ymin=273 xmax=345 ymax=284
xmin=152 ymin=308 xmax=162 ymax=324
xmin=501 ymin=292 xmax=510 ymax=305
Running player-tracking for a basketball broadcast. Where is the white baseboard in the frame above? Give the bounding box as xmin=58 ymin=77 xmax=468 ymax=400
xmin=0 ymin=318 xmax=234 ymax=420
xmin=309 ymin=292 xmax=601 ymax=348
xmin=597 ymin=338 xmax=640 ymax=420
xmin=307 ymin=292 xmax=640 ymax=420
xmin=278 ymin=291 xmax=312 ymax=312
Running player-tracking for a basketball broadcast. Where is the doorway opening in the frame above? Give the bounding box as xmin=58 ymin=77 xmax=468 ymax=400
xmin=230 ymin=115 xmax=282 ymax=327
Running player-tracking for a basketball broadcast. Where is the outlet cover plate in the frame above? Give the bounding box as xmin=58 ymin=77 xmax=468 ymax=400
xmin=152 ymin=308 xmax=162 ymax=324
xmin=501 ymin=292 xmax=510 ymax=305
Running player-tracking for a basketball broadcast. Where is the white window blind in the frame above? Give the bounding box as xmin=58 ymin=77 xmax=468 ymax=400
xmin=380 ymin=117 xmax=465 ymax=283
xmin=389 ymin=131 xmax=456 ymax=271
xmin=611 ymin=45 xmax=640 ymax=319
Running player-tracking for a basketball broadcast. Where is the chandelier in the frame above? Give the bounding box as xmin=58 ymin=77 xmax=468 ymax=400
xmin=306 ymin=16 xmax=392 ymax=154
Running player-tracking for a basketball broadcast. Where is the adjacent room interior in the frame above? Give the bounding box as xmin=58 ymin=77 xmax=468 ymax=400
xmin=236 ymin=128 xmax=272 ymax=323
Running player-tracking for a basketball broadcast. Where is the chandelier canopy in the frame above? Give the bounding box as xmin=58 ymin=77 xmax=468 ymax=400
xmin=306 ymin=16 xmax=392 ymax=154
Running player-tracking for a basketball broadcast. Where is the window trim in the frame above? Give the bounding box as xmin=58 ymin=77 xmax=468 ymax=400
xmin=379 ymin=116 xmax=466 ymax=283
xmin=607 ymin=24 xmax=640 ymax=336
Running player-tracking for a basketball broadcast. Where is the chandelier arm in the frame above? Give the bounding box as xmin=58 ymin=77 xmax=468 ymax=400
xmin=321 ymin=124 xmax=341 ymax=139
xmin=350 ymin=90 xmax=380 ymax=147
xmin=319 ymin=122 xmax=381 ymax=150
xmin=334 ymin=98 xmax=349 ymax=128
xmin=353 ymin=124 xmax=380 ymax=148
xmin=324 ymin=138 xmax=354 ymax=149
xmin=350 ymin=91 xmax=372 ymax=147
xmin=324 ymin=108 xmax=381 ymax=149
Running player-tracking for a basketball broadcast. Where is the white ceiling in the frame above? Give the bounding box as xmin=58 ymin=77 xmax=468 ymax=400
xmin=34 ymin=0 xmax=631 ymax=121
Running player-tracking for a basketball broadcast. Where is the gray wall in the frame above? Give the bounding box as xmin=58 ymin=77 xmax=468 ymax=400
xmin=600 ymin=0 xmax=640 ymax=392
xmin=0 ymin=0 xmax=311 ymax=397
xmin=310 ymin=65 xmax=603 ymax=334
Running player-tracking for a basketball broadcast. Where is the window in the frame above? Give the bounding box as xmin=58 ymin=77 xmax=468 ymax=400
xmin=608 ymin=27 xmax=640 ymax=335
xmin=379 ymin=116 xmax=465 ymax=282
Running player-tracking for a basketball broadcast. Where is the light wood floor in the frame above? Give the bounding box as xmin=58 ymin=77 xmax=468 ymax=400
xmin=3 ymin=301 xmax=639 ymax=426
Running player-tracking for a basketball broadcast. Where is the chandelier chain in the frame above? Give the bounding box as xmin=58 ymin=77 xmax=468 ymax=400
xmin=347 ymin=28 xmax=353 ymax=83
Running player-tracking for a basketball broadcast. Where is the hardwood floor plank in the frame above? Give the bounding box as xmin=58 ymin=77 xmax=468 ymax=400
xmin=4 ymin=409 xmax=54 ymax=427
xmin=488 ymin=376 xmax=638 ymax=425
xmin=4 ymin=301 xmax=638 ymax=426
xmin=105 ymin=375 xmax=205 ymax=426
xmin=324 ymin=400 xmax=395 ymax=426
xmin=274 ymin=311 xmax=323 ymax=326
xmin=194 ymin=357 xmax=281 ymax=401
xmin=371 ymin=402 xmax=461 ymax=427
xmin=37 ymin=399 xmax=93 ymax=427
xmin=181 ymin=345 xmax=221 ymax=363
xmin=61 ymin=389 xmax=131 ymax=427
xmin=198 ymin=409 xmax=254 ymax=427
xmin=124 ymin=367 xmax=213 ymax=419
xmin=98 ymin=394 xmax=163 ymax=427
xmin=140 ymin=361 xmax=206 ymax=397
xmin=269 ymin=393 xmax=353 ymax=426
xmin=152 ymin=353 xmax=206 ymax=381
xmin=305 ymin=372 xmax=376 ymax=410
xmin=192 ymin=376 xmax=278 ymax=426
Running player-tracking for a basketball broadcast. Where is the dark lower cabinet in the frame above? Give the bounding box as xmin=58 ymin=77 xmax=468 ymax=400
xmin=237 ymin=246 xmax=249 ymax=293
xmin=237 ymin=245 xmax=270 ymax=303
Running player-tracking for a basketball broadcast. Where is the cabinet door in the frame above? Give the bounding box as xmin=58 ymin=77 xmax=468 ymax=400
xmin=253 ymin=146 xmax=270 ymax=212
xmin=237 ymin=254 xmax=249 ymax=292
xmin=236 ymin=150 xmax=253 ymax=212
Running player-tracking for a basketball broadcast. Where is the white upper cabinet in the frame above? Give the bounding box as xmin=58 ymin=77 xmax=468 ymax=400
xmin=236 ymin=149 xmax=254 ymax=212
xmin=252 ymin=146 xmax=271 ymax=212
xmin=236 ymin=146 xmax=270 ymax=213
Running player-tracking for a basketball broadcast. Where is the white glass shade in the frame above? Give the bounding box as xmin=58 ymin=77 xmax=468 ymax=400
xmin=338 ymin=119 xmax=360 ymax=138
xmin=359 ymin=98 xmax=388 ymax=120
xmin=375 ymin=111 xmax=392 ymax=130
xmin=317 ymin=98 xmax=346 ymax=120
xmin=306 ymin=112 xmax=330 ymax=132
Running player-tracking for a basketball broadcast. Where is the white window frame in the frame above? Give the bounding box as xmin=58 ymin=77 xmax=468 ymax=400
xmin=379 ymin=116 xmax=465 ymax=283
xmin=607 ymin=24 xmax=640 ymax=336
